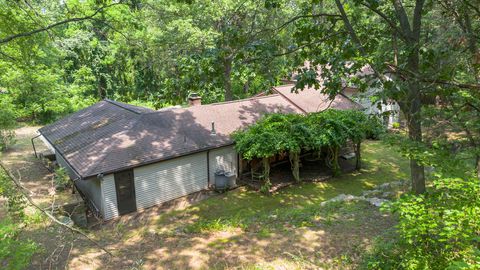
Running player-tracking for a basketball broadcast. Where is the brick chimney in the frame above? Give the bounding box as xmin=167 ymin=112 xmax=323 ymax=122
xmin=188 ymin=93 xmax=202 ymax=106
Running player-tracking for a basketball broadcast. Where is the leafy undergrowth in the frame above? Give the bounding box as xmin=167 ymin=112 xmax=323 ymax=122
xmin=156 ymin=140 xmax=409 ymax=234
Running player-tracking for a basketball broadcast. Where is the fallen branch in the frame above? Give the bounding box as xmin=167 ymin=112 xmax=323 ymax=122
xmin=0 ymin=161 xmax=114 ymax=257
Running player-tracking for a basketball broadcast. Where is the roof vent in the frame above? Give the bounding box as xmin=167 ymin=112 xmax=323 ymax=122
xmin=210 ymin=121 xmax=216 ymax=136
xmin=188 ymin=93 xmax=202 ymax=106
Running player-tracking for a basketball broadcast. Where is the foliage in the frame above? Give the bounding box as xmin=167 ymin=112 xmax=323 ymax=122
xmin=0 ymin=168 xmax=38 ymax=269
xmin=365 ymin=131 xmax=480 ymax=269
xmin=365 ymin=115 xmax=386 ymax=140
xmin=363 ymin=175 xmax=480 ymax=269
xmin=233 ymin=109 xmax=379 ymax=180
xmin=54 ymin=167 xmax=71 ymax=190
xmin=0 ymin=0 xmax=300 ymax=122
xmin=0 ymin=218 xmax=38 ymax=270
xmin=0 ymin=168 xmax=26 ymax=221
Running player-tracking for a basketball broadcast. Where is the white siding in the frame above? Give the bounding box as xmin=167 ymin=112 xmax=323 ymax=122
xmin=76 ymin=177 xmax=103 ymax=212
xmin=101 ymin=174 xmax=119 ymax=220
xmin=208 ymin=146 xmax=238 ymax=186
xmin=134 ymin=152 xmax=208 ymax=210
xmin=56 ymin=153 xmax=77 ymax=180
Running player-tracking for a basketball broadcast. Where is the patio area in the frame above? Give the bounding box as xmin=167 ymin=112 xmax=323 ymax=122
xmin=239 ymin=147 xmax=358 ymax=192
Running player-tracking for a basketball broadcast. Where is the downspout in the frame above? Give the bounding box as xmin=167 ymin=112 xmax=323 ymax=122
xmin=31 ymin=134 xmax=41 ymax=158
xmin=207 ymin=150 xmax=210 ymax=188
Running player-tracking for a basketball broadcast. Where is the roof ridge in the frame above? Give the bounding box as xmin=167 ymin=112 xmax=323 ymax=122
xmin=141 ymin=93 xmax=285 ymax=115
xmin=272 ymin=86 xmax=307 ymax=114
xmin=104 ymin=99 xmax=149 ymax=114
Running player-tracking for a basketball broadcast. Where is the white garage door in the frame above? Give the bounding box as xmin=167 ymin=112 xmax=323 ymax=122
xmin=209 ymin=146 xmax=238 ymax=186
xmin=134 ymin=152 xmax=208 ymax=210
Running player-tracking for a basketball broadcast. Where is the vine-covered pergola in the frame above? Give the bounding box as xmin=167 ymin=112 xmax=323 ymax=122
xmin=232 ymin=109 xmax=382 ymax=191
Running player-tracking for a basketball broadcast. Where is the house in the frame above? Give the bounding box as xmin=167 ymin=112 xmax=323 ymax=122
xmin=290 ymin=62 xmax=401 ymax=127
xmin=36 ymin=86 xmax=361 ymax=220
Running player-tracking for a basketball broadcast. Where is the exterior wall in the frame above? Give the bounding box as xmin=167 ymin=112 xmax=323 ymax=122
xmin=345 ymin=88 xmax=401 ymax=127
xmin=134 ymin=152 xmax=208 ymax=210
xmin=100 ymin=174 xmax=119 ymax=220
xmin=39 ymin=135 xmax=56 ymax=153
xmin=208 ymin=145 xmax=238 ymax=186
xmin=55 ymin=152 xmax=78 ymax=180
xmin=75 ymin=177 xmax=103 ymax=214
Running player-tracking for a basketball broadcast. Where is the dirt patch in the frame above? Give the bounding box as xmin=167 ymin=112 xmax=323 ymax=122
xmin=1 ymin=133 xmax=402 ymax=269
xmin=0 ymin=126 xmax=82 ymax=207
xmin=59 ymin=201 xmax=394 ymax=270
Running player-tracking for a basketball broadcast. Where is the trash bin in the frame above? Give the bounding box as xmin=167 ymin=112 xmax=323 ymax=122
xmin=215 ymin=170 xmax=236 ymax=191
xmin=225 ymin=171 xmax=236 ymax=188
xmin=215 ymin=170 xmax=228 ymax=191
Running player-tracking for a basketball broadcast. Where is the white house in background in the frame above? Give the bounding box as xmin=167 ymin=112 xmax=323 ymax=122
xmin=342 ymin=87 xmax=401 ymax=127
xmin=36 ymin=87 xmax=361 ymax=220
xmin=289 ymin=62 xmax=402 ymax=127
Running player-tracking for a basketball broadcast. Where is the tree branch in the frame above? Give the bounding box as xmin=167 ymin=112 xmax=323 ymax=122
xmin=334 ymin=0 xmax=366 ymax=54
xmin=0 ymin=161 xmax=114 ymax=257
xmin=392 ymin=0 xmax=413 ymax=38
xmin=359 ymin=2 xmax=408 ymax=40
xmin=0 ymin=2 xmax=124 ymax=45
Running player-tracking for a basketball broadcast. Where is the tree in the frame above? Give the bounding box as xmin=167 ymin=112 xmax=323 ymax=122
xmin=291 ymin=0 xmax=480 ymax=193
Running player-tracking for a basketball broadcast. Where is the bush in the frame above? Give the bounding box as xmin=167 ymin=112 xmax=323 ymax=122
xmin=54 ymin=167 xmax=71 ymax=190
xmin=0 ymin=218 xmax=38 ymax=270
xmin=365 ymin=115 xmax=386 ymax=139
xmin=363 ymin=175 xmax=480 ymax=269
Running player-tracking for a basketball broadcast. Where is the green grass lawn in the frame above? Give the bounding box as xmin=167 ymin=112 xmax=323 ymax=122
xmin=156 ymin=140 xmax=410 ymax=233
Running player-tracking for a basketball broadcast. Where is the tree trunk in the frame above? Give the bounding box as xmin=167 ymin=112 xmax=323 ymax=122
xmin=223 ymin=57 xmax=233 ymax=101
xmin=404 ymin=0 xmax=426 ymax=194
xmin=406 ymin=98 xmax=426 ymax=194
xmin=289 ymin=151 xmax=301 ymax=182
xmin=329 ymin=146 xmax=341 ymax=177
xmin=476 ymin=155 xmax=480 ymax=180
xmin=262 ymin=157 xmax=270 ymax=183
xmin=355 ymin=142 xmax=361 ymax=170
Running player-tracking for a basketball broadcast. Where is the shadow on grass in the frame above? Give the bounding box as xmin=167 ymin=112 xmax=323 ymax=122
xmin=27 ymin=140 xmax=408 ymax=269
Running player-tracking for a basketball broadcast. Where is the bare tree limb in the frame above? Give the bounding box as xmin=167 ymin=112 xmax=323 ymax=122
xmin=0 ymin=2 xmax=124 ymax=45
xmin=0 ymin=161 xmax=114 ymax=257
xmin=392 ymin=0 xmax=413 ymax=38
xmin=359 ymin=2 xmax=408 ymax=40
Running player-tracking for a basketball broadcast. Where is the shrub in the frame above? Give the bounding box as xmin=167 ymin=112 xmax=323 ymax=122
xmin=392 ymin=122 xmax=401 ymax=129
xmin=365 ymin=115 xmax=386 ymax=139
xmin=0 ymin=218 xmax=38 ymax=270
xmin=54 ymin=167 xmax=71 ymax=190
xmin=363 ymin=175 xmax=480 ymax=269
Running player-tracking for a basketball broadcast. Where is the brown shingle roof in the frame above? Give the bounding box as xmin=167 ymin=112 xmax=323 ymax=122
xmin=273 ymin=84 xmax=363 ymax=113
xmin=39 ymin=95 xmax=302 ymax=178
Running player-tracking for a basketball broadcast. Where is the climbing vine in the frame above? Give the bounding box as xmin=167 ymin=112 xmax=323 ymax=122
xmin=233 ymin=109 xmax=382 ymax=190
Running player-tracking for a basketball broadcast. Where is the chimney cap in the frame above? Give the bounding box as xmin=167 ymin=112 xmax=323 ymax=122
xmin=187 ymin=93 xmax=202 ymax=106
xmin=188 ymin=93 xmax=201 ymax=100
